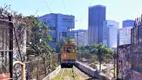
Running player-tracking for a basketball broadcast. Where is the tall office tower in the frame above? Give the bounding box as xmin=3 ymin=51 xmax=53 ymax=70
xmin=122 ymin=20 xmax=134 ymax=28
xmin=39 ymin=13 xmax=75 ymax=48
xmin=118 ymin=19 xmax=134 ymax=46
xmin=103 ymin=20 xmax=119 ymax=49
xmin=88 ymin=5 xmax=106 ymax=45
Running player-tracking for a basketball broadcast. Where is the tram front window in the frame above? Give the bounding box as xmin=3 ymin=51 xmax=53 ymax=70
xmin=67 ymin=47 xmax=71 ymax=53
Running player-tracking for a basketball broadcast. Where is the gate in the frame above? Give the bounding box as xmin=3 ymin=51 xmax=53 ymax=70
xmin=0 ymin=16 xmax=13 ymax=79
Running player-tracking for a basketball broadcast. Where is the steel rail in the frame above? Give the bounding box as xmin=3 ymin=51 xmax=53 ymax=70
xmin=58 ymin=68 xmax=65 ymax=80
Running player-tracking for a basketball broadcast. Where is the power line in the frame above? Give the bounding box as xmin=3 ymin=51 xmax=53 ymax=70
xmin=89 ymin=0 xmax=93 ymax=6
xmin=79 ymin=0 xmax=93 ymax=23
xmin=62 ymin=0 xmax=67 ymax=13
xmin=44 ymin=0 xmax=52 ymax=13
xmin=34 ymin=9 xmax=38 ymax=16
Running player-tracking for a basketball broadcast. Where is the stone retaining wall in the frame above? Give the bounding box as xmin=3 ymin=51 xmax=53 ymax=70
xmin=42 ymin=65 xmax=61 ymax=80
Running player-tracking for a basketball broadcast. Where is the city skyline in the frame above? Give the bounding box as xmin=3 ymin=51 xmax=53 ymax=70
xmin=0 ymin=0 xmax=141 ymax=30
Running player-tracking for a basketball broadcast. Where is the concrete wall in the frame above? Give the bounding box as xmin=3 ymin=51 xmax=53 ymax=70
xmin=42 ymin=65 xmax=61 ymax=80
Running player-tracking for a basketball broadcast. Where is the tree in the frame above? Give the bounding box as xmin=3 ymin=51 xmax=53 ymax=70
xmin=55 ymin=38 xmax=67 ymax=53
xmin=92 ymin=43 xmax=114 ymax=72
xmin=95 ymin=43 xmax=104 ymax=72
xmin=0 ymin=4 xmax=55 ymax=79
xmin=25 ymin=16 xmax=53 ymax=79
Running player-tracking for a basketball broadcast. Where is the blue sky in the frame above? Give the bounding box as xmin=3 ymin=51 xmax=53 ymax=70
xmin=0 ymin=0 xmax=142 ymax=29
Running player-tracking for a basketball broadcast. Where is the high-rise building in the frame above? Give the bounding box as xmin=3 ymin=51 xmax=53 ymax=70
xmin=73 ymin=29 xmax=88 ymax=47
xmin=88 ymin=5 xmax=106 ymax=45
xmin=118 ymin=19 xmax=134 ymax=46
xmin=118 ymin=27 xmax=133 ymax=45
xmin=122 ymin=20 xmax=134 ymax=28
xmin=103 ymin=20 xmax=119 ymax=49
xmin=39 ymin=13 xmax=75 ymax=48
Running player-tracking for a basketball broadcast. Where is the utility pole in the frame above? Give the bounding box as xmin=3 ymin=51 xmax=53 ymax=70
xmin=116 ymin=47 xmax=119 ymax=80
xmin=68 ymin=26 xmax=70 ymax=38
xmin=9 ymin=15 xmax=13 ymax=80
xmin=77 ymin=31 xmax=78 ymax=47
xmin=59 ymin=32 xmax=61 ymax=41
xmin=113 ymin=51 xmax=117 ymax=79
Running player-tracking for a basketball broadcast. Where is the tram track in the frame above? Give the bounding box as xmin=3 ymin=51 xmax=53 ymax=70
xmin=58 ymin=68 xmax=65 ymax=80
xmin=72 ymin=66 xmax=76 ymax=80
xmin=57 ymin=66 xmax=76 ymax=80
xmin=52 ymin=65 xmax=91 ymax=80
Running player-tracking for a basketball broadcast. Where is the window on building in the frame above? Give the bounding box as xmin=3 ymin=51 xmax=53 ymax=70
xmin=52 ymin=38 xmax=56 ymax=42
xmin=53 ymin=27 xmax=56 ymax=30
xmin=43 ymin=22 xmax=46 ymax=25
xmin=49 ymin=27 xmax=56 ymax=30
xmin=62 ymin=32 xmax=67 ymax=37
xmin=50 ymin=30 xmax=56 ymax=38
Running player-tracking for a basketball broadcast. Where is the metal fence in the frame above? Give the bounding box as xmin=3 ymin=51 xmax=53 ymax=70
xmin=0 ymin=16 xmax=13 ymax=79
xmin=0 ymin=15 xmax=26 ymax=80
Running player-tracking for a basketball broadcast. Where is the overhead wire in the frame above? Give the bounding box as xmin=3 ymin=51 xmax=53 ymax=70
xmin=80 ymin=0 xmax=93 ymax=21
xmin=42 ymin=0 xmax=54 ymax=41
xmin=34 ymin=9 xmax=39 ymax=16
xmin=62 ymin=0 xmax=67 ymax=13
xmin=89 ymin=0 xmax=93 ymax=6
xmin=44 ymin=0 xmax=52 ymax=13
xmin=43 ymin=0 xmax=52 ymax=27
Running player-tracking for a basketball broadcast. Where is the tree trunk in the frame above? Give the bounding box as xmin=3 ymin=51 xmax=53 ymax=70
xmin=99 ymin=60 xmax=102 ymax=72
xmin=43 ymin=57 xmax=46 ymax=76
xmin=36 ymin=57 xmax=39 ymax=80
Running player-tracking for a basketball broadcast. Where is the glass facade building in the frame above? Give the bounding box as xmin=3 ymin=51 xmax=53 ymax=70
xmin=103 ymin=20 xmax=119 ymax=49
xmin=88 ymin=5 xmax=106 ymax=45
xmin=122 ymin=20 xmax=134 ymax=28
xmin=118 ymin=27 xmax=133 ymax=46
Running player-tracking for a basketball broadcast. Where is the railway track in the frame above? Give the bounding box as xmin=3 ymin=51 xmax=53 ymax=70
xmin=58 ymin=66 xmax=76 ymax=80
xmin=44 ymin=61 xmax=109 ymax=80
xmin=58 ymin=68 xmax=64 ymax=80
xmin=52 ymin=66 xmax=90 ymax=80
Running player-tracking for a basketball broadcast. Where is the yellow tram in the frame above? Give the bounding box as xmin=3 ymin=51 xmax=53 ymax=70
xmin=60 ymin=38 xmax=76 ymax=68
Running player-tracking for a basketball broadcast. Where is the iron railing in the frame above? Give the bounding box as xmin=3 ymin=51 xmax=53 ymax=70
xmin=0 ymin=16 xmax=13 ymax=79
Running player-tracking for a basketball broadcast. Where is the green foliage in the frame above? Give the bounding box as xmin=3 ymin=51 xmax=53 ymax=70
xmin=0 ymin=4 xmax=56 ymax=79
xmin=26 ymin=16 xmax=56 ymax=79
xmin=55 ymin=37 xmax=67 ymax=53
xmin=77 ymin=43 xmax=114 ymax=71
